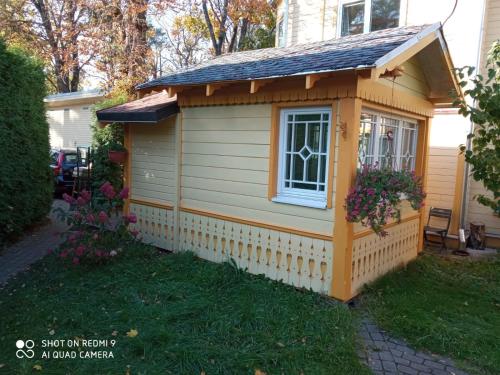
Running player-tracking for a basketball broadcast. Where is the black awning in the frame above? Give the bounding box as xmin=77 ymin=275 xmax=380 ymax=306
xmin=96 ymin=92 xmax=179 ymax=124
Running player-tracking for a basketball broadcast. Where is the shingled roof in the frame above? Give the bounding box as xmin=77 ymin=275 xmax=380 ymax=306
xmin=137 ymin=25 xmax=430 ymax=90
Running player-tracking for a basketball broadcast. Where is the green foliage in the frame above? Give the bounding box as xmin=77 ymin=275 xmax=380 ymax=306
xmin=90 ymin=95 xmax=127 ymax=203
xmin=0 ymin=248 xmax=370 ymax=374
xmin=0 ymin=39 xmax=52 ymax=245
xmin=239 ymin=9 xmax=277 ymax=51
xmin=362 ymin=254 xmax=500 ymax=375
xmin=455 ymin=41 xmax=500 ymax=216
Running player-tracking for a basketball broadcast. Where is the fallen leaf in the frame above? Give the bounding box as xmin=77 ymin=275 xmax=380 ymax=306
xmin=276 ymin=342 xmax=285 ymax=348
xmin=49 ymin=329 xmax=55 ymax=335
xmin=126 ymin=329 xmax=138 ymax=338
xmin=200 ymin=371 xmax=206 ymax=375
xmin=0 ymin=364 xmax=5 ymax=368
xmin=255 ymin=370 xmax=267 ymax=375
xmin=111 ymin=330 xmax=118 ymax=336
xmin=33 ymin=364 xmax=42 ymax=371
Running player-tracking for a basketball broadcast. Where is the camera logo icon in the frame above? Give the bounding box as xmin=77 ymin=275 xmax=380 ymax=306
xmin=16 ymin=340 xmax=35 ymax=359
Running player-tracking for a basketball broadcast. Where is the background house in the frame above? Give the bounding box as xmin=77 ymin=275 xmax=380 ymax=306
xmin=45 ymin=90 xmax=104 ymax=149
xmin=275 ymin=0 xmax=499 ymax=246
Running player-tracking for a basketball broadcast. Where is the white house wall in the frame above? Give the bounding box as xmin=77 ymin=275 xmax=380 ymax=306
xmin=130 ymin=117 xmax=177 ymax=204
xmin=47 ymin=105 xmax=94 ymax=148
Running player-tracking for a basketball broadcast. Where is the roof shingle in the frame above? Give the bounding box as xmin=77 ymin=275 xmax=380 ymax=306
xmin=137 ymin=25 xmax=429 ymax=90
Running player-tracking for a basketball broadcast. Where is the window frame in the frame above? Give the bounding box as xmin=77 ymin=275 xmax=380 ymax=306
xmin=336 ymin=0 xmax=404 ymax=38
xmin=358 ymin=108 xmax=418 ymax=171
xmin=273 ymin=107 xmax=332 ymax=209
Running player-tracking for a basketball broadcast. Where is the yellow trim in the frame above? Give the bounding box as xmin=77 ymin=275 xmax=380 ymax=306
xmin=352 ymin=214 xmax=421 ymax=240
xmin=357 ymin=77 xmax=434 ymax=116
xmin=327 ymin=101 xmax=338 ymax=209
xmin=450 ymin=152 xmax=465 ymax=235
xmin=129 ymin=198 xmax=174 ymax=210
xmin=179 ymin=206 xmax=333 ymax=241
xmin=331 ymin=97 xmax=362 ymax=301
xmin=371 ymin=32 xmax=437 ymax=79
xmin=416 ymin=117 xmax=431 ymax=252
xmin=361 ymin=101 xmax=426 ymax=121
xmin=123 ymin=125 xmax=132 ymax=215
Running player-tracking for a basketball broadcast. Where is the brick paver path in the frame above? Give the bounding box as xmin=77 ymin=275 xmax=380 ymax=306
xmin=0 ymin=200 xmax=68 ymax=285
xmin=358 ymin=318 xmax=470 ymax=375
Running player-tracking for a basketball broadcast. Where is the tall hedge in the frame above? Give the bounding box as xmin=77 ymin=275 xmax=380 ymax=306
xmin=0 ymin=40 xmax=52 ymax=245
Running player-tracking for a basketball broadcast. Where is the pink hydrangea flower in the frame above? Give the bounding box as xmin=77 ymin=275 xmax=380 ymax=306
xmin=124 ymin=213 xmax=137 ymax=224
xmin=119 ymin=187 xmax=129 ymax=199
xmin=62 ymin=193 xmax=75 ymax=204
xmin=75 ymin=245 xmax=85 ymax=257
xmin=99 ymin=181 xmax=116 ymax=199
xmin=80 ymin=190 xmax=91 ymax=203
xmin=98 ymin=211 xmax=109 ymax=223
xmin=72 ymin=257 xmax=80 ymax=265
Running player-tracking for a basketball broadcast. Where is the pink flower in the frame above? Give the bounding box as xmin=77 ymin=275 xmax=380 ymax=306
xmin=99 ymin=181 xmax=116 ymax=199
xmin=75 ymin=245 xmax=85 ymax=257
xmin=119 ymin=187 xmax=129 ymax=199
xmin=86 ymin=214 xmax=96 ymax=223
xmin=72 ymin=257 xmax=80 ymax=265
xmin=95 ymin=250 xmax=103 ymax=257
xmin=98 ymin=211 xmax=109 ymax=223
xmin=63 ymin=193 xmax=75 ymax=204
xmin=124 ymin=213 xmax=137 ymax=224
xmin=60 ymin=251 xmax=68 ymax=258
xmin=130 ymin=229 xmax=140 ymax=237
xmin=76 ymin=197 xmax=86 ymax=206
xmin=80 ymin=190 xmax=91 ymax=203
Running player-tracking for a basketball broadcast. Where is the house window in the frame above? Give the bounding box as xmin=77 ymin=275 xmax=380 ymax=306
xmin=339 ymin=0 xmax=401 ymax=37
xmin=274 ymin=107 xmax=332 ymax=209
xmin=277 ymin=18 xmax=286 ymax=47
xmin=358 ymin=110 xmax=418 ymax=170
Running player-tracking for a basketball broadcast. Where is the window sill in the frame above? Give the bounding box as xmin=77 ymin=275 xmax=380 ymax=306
xmin=272 ymin=196 xmax=327 ymax=209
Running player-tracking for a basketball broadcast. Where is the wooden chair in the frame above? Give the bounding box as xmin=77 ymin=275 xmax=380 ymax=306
xmin=424 ymin=207 xmax=452 ymax=250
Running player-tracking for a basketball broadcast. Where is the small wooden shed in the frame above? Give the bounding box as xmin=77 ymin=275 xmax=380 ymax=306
xmin=97 ymin=23 xmax=460 ymax=301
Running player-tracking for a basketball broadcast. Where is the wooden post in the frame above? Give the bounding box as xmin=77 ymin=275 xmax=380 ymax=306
xmin=173 ymin=112 xmax=183 ymax=252
xmin=331 ymin=97 xmax=361 ymax=301
xmin=416 ymin=117 xmax=431 ymax=252
xmin=123 ymin=124 xmax=132 ymax=215
xmin=450 ymin=152 xmax=465 ymax=235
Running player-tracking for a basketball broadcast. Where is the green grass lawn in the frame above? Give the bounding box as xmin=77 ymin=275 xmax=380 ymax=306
xmin=0 ymin=245 xmax=369 ymax=375
xmin=360 ymin=252 xmax=500 ymax=375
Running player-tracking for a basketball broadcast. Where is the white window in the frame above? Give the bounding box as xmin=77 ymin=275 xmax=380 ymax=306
xmin=338 ymin=0 xmax=402 ymax=37
xmin=358 ymin=110 xmax=418 ymax=170
xmin=274 ymin=107 xmax=332 ymax=209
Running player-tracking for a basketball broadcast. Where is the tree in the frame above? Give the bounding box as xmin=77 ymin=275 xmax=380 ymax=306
xmin=0 ymin=0 xmax=94 ymax=93
xmin=151 ymin=12 xmax=210 ymax=73
xmin=200 ymin=0 xmax=275 ymax=55
xmin=0 ymin=0 xmax=172 ymax=95
xmin=456 ymin=41 xmax=500 ymax=216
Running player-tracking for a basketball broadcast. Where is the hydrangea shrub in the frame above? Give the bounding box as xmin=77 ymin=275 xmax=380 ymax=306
xmin=54 ymin=182 xmax=139 ymax=265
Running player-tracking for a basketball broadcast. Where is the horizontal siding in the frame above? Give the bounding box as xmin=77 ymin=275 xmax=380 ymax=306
xmin=181 ymin=104 xmax=336 ymax=235
xmin=47 ymin=106 xmax=94 ymax=148
xmin=425 ymin=147 xmax=459 ymax=230
xmin=131 ymin=117 xmax=177 ymax=204
xmin=379 ymin=58 xmax=430 ymax=98
xmin=467 ymin=180 xmax=500 ymax=235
